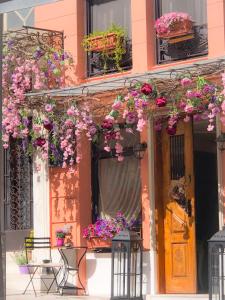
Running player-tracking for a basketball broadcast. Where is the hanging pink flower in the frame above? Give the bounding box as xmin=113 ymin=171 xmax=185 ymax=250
xmin=181 ymin=77 xmax=192 ymax=87
xmin=140 ymin=83 xmax=153 ymax=95
xmin=45 ymin=104 xmax=53 ymax=112
xmin=155 ymin=96 xmax=167 ymax=107
xmin=112 ymin=101 xmax=122 ymax=110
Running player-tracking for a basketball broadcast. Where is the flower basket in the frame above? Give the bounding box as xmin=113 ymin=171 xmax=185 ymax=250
xmin=158 ymin=19 xmax=193 ymax=39
xmin=86 ymin=237 xmax=112 ymax=249
xmin=86 ymin=33 xmax=118 ymax=52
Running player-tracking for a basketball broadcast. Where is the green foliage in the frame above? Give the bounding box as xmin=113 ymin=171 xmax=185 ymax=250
xmin=82 ymin=24 xmax=127 ymax=72
xmin=12 ymin=251 xmax=27 ymax=265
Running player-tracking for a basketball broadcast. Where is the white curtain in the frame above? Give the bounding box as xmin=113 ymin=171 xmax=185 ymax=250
xmin=161 ymin=0 xmax=207 ymax=25
xmin=98 ymin=156 xmax=141 ymax=222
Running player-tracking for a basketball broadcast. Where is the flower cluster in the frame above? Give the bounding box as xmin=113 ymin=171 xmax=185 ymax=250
xmin=155 ymin=12 xmax=192 ymax=35
xmin=83 ymin=212 xmax=136 ymax=240
xmin=56 ymin=225 xmax=70 ymax=238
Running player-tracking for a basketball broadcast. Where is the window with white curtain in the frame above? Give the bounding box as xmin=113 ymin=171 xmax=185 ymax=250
xmin=155 ymin=0 xmax=208 ymax=64
xmin=92 ymin=129 xmax=141 ymax=223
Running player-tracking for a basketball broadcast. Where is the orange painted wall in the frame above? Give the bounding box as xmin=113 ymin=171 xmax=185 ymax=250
xmin=35 ymin=0 xmax=225 ymax=254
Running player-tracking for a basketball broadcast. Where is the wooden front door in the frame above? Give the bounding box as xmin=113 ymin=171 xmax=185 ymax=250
xmin=162 ymin=121 xmax=197 ymax=293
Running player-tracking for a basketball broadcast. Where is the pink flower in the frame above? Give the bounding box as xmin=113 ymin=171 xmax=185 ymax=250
xmin=112 ymin=101 xmax=122 ymax=110
xmin=67 ymin=106 xmax=76 ymax=116
xmin=118 ymin=155 xmax=124 ymax=162
xmin=181 ymin=77 xmax=192 ymax=87
xmin=183 ymin=115 xmax=191 ymax=123
xmin=184 ymin=104 xmax=194 ymax=114
xmin=207 ymin=124 xmax=214 ymax=131
xmin=45 ymin=104 xmax=53 ymax=112
xmin=137 ymin=118 xmax=146 ymax=132
xmin=155 ymin=96 xmax=167 ymax=107
xmin=104 ymin=146 xmax=111 ymax=152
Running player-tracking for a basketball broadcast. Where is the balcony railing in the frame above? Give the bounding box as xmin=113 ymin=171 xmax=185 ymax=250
xmin=156 ymin=24 xmax=208 ymax=64
xmin=87 ymin=38 xmax=132 ymax=77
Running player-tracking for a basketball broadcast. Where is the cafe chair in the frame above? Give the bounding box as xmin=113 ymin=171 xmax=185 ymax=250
xmin=58 ymin=246 xmax=87 ymax=295
xmin=23 ymin=237 xmax=63 ymax=296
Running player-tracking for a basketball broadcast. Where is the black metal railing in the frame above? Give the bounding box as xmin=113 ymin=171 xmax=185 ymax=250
xmin=156 ymin=24 xmax=208 ymax=64
xmin=4 ymin=139 xmax=33 ymax=231
xmin=87 ymin=38 xmax=132 ymax=77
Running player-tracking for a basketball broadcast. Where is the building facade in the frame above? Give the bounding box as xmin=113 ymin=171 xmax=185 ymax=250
xmin=5 ymin=0 xmax=225 ymax=298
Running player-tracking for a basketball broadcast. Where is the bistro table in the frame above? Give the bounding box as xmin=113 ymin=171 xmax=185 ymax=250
xmin=56 ymin=246 xmax=87 ymax=295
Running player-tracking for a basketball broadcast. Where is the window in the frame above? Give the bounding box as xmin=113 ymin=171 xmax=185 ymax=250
xmin=4 ymin=139 xmax=33 ymax=231
xmin=155 ymin=0 xmax=208 ymax=64
xmin=91 ymin=129 xmax=141 ymax=225
xmin=86 ymin=0 xmax=132 ymax=77
xmin=4 ymin=7 xmax=34 ymax=31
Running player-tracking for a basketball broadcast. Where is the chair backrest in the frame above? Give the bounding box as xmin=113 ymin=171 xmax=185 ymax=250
xmin=24 ymin=237 xmax=52 ymax=264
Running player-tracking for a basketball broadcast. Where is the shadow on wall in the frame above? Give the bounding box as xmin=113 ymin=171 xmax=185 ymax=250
xmin=50 ymin=167 xmax=80 ymax=246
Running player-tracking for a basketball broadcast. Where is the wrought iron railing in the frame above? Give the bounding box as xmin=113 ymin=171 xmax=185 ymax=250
xmin=156 ymin=24 xmax=208 ymax=64
xmin=87 ymin=39 xmax=132 ymax=77
xmin=4 ymin=139 xmax=33 ymax=231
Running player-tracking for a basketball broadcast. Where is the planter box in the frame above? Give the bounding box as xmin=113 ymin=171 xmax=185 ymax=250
xmin=87 ymin=33 xmax=118 ymax=52
xmin=86 ymin=237 xmax=112 ymax=249
xmin=18 ymin=265 xmax=30 ymax=275
xmin=157 ymin=20 xmax=193 ymax=41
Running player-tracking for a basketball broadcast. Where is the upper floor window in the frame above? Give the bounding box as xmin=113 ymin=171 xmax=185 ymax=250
xmin=4 ymin=7 xmax=34 ymax=31
xmin=155 ymin=0 xmax=208 ymax=64
xmin=86 ymin=0 xmax=132 ymax=77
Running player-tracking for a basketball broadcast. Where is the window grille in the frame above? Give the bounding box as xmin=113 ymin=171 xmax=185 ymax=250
xmin=4 ymin=139 xmax=33 ymax=230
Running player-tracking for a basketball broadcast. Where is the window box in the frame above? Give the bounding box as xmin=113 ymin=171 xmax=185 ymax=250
xmin=86 ymin=33 xmax=118 ymax=53
xmin=86 ymin=237 xmax=112 ymax=249
xmin=157 ymin=19 xmax=193 ymax=42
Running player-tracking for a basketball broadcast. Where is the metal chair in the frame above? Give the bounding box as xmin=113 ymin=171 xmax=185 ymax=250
xmin=58 ymin=246 xmax=87 ymax=295
xmin=23 ymin=237 xmax=63 ymax=296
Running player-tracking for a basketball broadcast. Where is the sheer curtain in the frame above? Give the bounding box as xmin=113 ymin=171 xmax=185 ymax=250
xmin=98 ymin=156 xmax=141 ymax=222
xmin=161 ymin=0 xmax=207 ymax=25
xmin=90 ymin=0 xmax=131 ymax=38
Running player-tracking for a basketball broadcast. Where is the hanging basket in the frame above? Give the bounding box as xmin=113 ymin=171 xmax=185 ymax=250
xmin=157 ymin=20 xmax=193 ymax=42
xmin=86 ymin=237 xmax=112 ymax=249
xmin=86 ymin=33 xmax=118 ymax=52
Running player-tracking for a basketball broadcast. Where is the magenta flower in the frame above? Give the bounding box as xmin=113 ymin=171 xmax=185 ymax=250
xmin=155 ymin=96 xmax=167 ymax=107
xmin=141 ymin=83 xmax=153 ymax=95
xmin=166 ymin=126 xmax=177 ymax=135
xmin=34 ymin=137 xmax=46 ymax=147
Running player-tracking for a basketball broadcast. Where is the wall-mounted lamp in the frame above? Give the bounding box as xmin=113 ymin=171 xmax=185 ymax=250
xmin=133 ymin=142 xmax=147 ymax=159
xmin=216 ymin=133 xmax=225 ymax=151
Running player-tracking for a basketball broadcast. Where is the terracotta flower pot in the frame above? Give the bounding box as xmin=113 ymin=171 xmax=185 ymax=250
xmin=157 ymin=19 xmax=193 ymax=39
xmin=86 ymin=237 xmax=112 ymax=249
xmin=87 ymin=33 xmax=118 ymax=52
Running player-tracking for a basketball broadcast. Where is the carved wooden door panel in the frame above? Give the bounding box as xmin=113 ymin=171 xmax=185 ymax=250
xmin=162 ymin=121 xmax=197 ymax=293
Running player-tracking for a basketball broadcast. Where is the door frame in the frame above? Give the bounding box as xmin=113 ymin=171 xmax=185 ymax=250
xmin=148 ymin=117 xmax=224 ymax=295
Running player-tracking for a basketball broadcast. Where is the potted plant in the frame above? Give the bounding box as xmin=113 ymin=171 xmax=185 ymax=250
xmin=56 ymin=229 xmax=66 ymax=247
xmin=55 ymin=225 xmax=70 ymax=247
xmin=83 ymin=212 xmax=136 ymax=249
xmin=12 ymin=251 xmax=29 ymax=274
xmin=155 ymin=12 xmax=193 ymax=40
xmin=82 ymin=24 xmax=126 ymax=71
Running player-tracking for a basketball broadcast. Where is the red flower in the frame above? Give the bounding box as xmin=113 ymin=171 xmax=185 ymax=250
xmin=43 ymin=119 xmax=53 ymax=131
xmin=34 ymin=137 xmax=46 ymax=147
xmin=166 ymin=126 xmax=177 ymax=135
xmin=141 ymin=83 xmax=153 ymax=95
xmin=101 ymin=119 xmax=114 ymax=130
xmin=155 ymin=96 xmax=167 ymax=107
